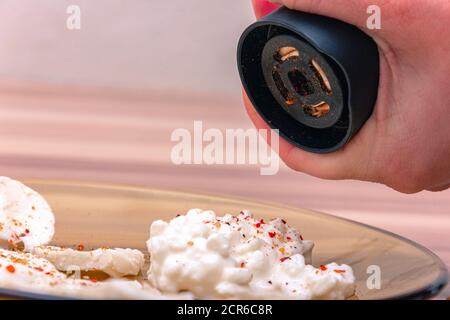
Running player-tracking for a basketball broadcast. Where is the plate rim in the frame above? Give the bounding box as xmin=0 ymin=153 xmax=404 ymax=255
xmin=1 ymin=178 xmax=446 ymax=300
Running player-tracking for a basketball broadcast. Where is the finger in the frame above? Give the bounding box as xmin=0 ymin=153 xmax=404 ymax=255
xmin=252 ymin=0 xmax=281 ymax=19
xmin=242 ymin=91 xmax=374 ymax=180
xmin=268 ymin=0 xmax=373 ymax=29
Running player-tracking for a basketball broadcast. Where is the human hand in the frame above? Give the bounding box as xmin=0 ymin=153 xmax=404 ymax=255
xmin=244 ymin=0 xmax=450 ymax=193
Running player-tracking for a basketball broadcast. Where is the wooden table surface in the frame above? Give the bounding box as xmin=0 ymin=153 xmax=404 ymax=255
xmin=0 ymin=82 xmax=448 ymax=299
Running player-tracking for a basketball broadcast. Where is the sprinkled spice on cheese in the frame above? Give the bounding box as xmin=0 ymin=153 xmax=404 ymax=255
xmin=147 ymin=209 xmax=355 ymax=300
xmin=0 ymin=176 xmax=55 ymax=251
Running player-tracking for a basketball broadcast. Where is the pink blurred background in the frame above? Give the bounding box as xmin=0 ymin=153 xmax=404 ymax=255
xmin=0 ymin=0 xmax=448 ymax=298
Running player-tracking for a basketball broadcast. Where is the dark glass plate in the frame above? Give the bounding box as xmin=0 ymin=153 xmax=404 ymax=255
xmin=0 ymin=180 xmax=446 ymax=300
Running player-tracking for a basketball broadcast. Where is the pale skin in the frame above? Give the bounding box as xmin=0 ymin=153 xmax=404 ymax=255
xmin=245 ymin=0 xmax=450 ymax=193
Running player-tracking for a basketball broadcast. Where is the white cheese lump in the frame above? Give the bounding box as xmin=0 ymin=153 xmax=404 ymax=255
xmin=0 ymin=248 xmax=190 ymax=299
xmin=0 ymin=176 xmax=55 ymax=251
xmin=147 ymin=209 xmax=355 ymax=300
xmin=33 ymin=246 xmax=145 ymax=277
xmin=0 ymin=247 xmax=104 ymax=296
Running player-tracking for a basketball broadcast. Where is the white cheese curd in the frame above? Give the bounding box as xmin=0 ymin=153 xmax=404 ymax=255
xmin=0 ymin=247 xmax=103 ymax=298
xmin=0 ymin=247 xmax=123 ymax=297
xmin=33 ymin=246 xmax=145 ymax=277
xmin=0 ymin=248 xmax=189 ymax=299
xmin=147 ymin=209 xmax=355 ymax=300
xmin=0 ymin=177 xmax=55 ymax=251
xmin=84 ymin=279 xmax=194 ymax=300
xmin=0 ymin=247 xmax=67 ymax=291
xmin=62 ymin=278 xmax=193 ymax=300
xmin=0 ymin=248 xmax=112 ymax=296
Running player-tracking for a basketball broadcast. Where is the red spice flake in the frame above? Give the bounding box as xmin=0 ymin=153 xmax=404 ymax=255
xmin=260 ymin=219 xmax=266 ymax=224
xmin=25 ymin=229 xmax=30 ymax=234
xmin=320 ymin=265 xmax=327 ymax=271
xmin=77 ymin=244 xmax=85 ymax=251
xmin=240 ymin=262 xmax=245 ymax=268
xmin=268 ymin=232 xmax=276 ymax=238
xmin=202 ymin=220 xmax=210 ymax=224
xmin=280 ymin=257 xmax=291 ymax=263
xmin=334 ymin=269 xmax=346 ymax=274
xmin=45 ymin=272 xmax=53 ymax=277
xmin=255 ymin=223 xmax=261 ymax=228
xmin=299 ymin=235 xmax=304 ymax=241
xmin=286 ymin=236 xmax=292 ymax=241
xmin=281 ymin=219 xmax=287 ymax=224
xmin=6 ymin=265 xmax=15 ymax=273
xmin=286 ymin=100 xmax=295 ymax=105
xmin=34 ymin=267 xmax=44 ymax=272
xmin=90 ymin=279 xmax=98 ymax=283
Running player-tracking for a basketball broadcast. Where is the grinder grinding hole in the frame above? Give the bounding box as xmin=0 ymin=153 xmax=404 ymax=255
xmin=262 ymin=34 xmax=344 ymax=129
xmin=237 ymin=7 xmax=379 ymax=153
xmin=277 ymin=47 xmax=333 ymax=118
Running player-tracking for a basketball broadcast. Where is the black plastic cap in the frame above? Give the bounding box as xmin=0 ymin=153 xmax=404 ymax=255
xmin=237 ymin=7 xmax=379 ymax=153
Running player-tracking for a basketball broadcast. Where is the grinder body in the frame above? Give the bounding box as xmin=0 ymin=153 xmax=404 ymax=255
xmin=237 ymin=7 xmax=379 ymax=153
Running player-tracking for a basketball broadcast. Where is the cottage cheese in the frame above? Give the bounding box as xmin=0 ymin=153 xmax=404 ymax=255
xmin=0 ymin=177 xmax=55 ymax=251
xmin=147 ymin=209 xmax=355 ymax=299
xmin=0 ymin=247 xmax=67 ymax=291
xmin=0 ymin=247 xmax=103 ymax=297
xmin=33 ymin=246 xmax=145 ymax=277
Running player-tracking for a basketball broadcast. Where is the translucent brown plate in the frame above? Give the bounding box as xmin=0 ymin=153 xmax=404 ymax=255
xmin=1 ymin=180 xmax=447 ymax=300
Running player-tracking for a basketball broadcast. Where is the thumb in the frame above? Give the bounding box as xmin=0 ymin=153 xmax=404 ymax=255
xmin=268 ymin=0 xmax=373 ymax=29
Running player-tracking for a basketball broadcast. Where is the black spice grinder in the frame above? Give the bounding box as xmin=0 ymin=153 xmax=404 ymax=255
xmin=237 ymin=7 xmax=379 ymax=153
